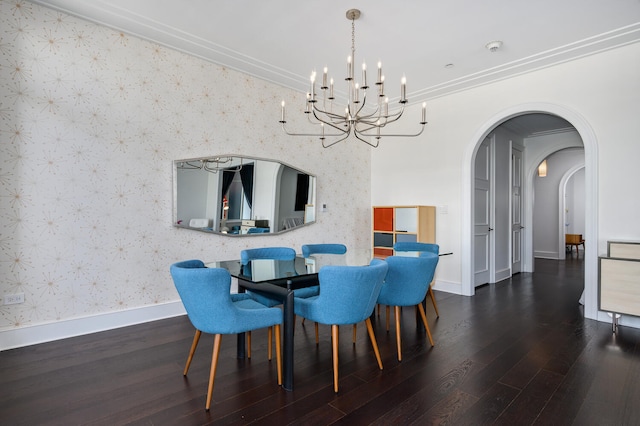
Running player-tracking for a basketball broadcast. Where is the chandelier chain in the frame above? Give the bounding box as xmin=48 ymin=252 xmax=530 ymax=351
xmin=351 ymin=17 xmax=356 ymax=57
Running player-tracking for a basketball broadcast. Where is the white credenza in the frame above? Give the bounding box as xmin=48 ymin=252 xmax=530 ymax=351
xmin=599 ymin=241 xmax=640 ymax=332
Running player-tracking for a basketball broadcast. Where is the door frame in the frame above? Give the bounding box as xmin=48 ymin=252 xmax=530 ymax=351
xmin=558 ymin=164 xmax=585 ymax=260
xmin=462 ymin=102 xmax=599 ymax=322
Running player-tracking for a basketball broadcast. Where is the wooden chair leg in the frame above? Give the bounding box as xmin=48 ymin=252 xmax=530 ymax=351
xmin=386 ymin=305 xmax=391 ymax=331
xmin=184 ymin=329 xmax=202 ymax=376
xmin=428 ymin=286 xmax=440 ymax=318
xmin=268 ymin=326 xmax=272 ymax=360
xmin=365 ymin=318 xmax=383 ymax=370
xmin=332 ymin=325 xmax=339 ymax=393
xmin=395 ymin=305 xmax=403 ymax=361
xmin=417 ymin=303 xmax=435 ymax=346
xmin=274 ymin=324 xmax=282 ymax=385
xmin=247 ymin=330 xmax=252 ymax=359
xmin=205 ymin=334 xmax=222 ymax=411
xmin=315 ymin=322 xmax=319 ymax=344
xmin=353 ymin=324 xmax=357 ymax=343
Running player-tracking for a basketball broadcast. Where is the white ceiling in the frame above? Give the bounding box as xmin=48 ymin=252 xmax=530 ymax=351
xmin=31 ymin=0 xmax=640 ymax=135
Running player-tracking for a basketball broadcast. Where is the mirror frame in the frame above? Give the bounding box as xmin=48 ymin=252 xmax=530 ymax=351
xmin=173 ymin=154 xmax=316 ymax=236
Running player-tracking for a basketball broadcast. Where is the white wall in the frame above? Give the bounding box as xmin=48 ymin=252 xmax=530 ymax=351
xmin=0 ymin=1 xmax=372 ymax=349
xmin=372 ymin=41 xmax=640 ymax=326
xmin=567 ymin=168 xmax=586 ymax=235
xmin=533 ymin=148 xmax=585 ymax=258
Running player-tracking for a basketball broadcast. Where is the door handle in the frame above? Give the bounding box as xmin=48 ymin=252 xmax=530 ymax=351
xmin=488 ymin=227 xmax=494 ymax=232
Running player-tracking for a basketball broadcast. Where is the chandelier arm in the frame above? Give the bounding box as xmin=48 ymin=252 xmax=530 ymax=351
xmin=281 ymin=122 xmax=345 ymax=138
xmin=359 ymin=124 xmax=426 ymax=138
xmin=353 ymin=130 xmax=381 ymax=148
xmin=384 ymin=104 xmax=405 ymax=120
xmin=311 ymin=110 xmax=352 ymax=134
xmin=322 ymin=133 xmax=352 ymax=148
xmin=312 ymin=103 xmax=349 ymax=122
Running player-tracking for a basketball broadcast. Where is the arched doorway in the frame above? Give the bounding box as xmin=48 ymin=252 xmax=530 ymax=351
xmin=558 ymin=164 xmax=586 ymax=260
xmin=461 ymin=102 xmax=599 ymax=321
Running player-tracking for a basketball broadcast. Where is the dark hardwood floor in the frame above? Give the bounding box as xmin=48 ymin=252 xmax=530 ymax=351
xmin=2 ymin=258 xmax=640 ymax=425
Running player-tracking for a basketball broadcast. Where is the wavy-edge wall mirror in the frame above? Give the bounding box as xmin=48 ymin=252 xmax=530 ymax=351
xmin=173 ymin=155 xmax=316 ymax=236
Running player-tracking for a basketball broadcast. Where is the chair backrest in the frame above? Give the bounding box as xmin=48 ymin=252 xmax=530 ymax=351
xmin=378 ymin=253 xmax=439 ymax=306
xmin=240 ymin=247 xmax=296 ymax=264
xmin=393 ymin=241 xmax=439 ymax=255
xmin=301 ymin=244 xmax=347 ymax=257
xmin=170 ymin=260 xmax=237 ymax=334
xmin=312 ymin=258 xmax=388 ymax=325
xmin=170 ymin=260 xmax=282 ymax=334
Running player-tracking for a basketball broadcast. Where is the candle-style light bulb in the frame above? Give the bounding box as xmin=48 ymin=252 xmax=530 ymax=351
xmin=329 ymin=78 xmax=334 ymax=99
xmin=400 ymin=75 xmax=407 ymax=103
xmin=310 ymin=71 xmax=316 ymax=100
xmin=347 ymin=55 xmax=353 ymax=80
xmin=422 ymin=102 xmax=427 ymax=123
xmin=362 ymin=62 xmax=367 ymax=87
xmin=281 ymin=100 xmax=285 ymax=122
xmin=377 ymin=61 xmax=382 ymax=83
xmin=322 ymin=67 xmax=328 ymax=89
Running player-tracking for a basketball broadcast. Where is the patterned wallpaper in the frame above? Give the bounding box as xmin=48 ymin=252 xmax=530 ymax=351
xmin=0 ymin=0 xmax=371 ymax=334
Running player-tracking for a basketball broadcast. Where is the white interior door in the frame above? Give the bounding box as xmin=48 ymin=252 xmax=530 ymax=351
xmin=474 ymin=136 xmax=493 ymax=286
xmin=511 ymin=147 xmax=523 ymax=274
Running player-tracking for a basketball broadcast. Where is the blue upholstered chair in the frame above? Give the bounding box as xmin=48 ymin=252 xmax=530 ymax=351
xmin=240 ymin=247 xmax=301 ymax=306
xmin=240 ymin=247 xmax=296 ymax=264
xmin=393 ymin=242 xmax=441 ymax=317
xmin=301 ymin=243 xmax=347 ymax=257
xmin=240 ymin=247 xmax=306 ymax=358
xmin=377 ymin=253 xmax=439 ymax=361
xmin=170 ymin=260 xmax=283 ymax=411
xmin=300 ymin=243 xmax=348 ymax=342
xmin=294 ymin=259 xmax=388 ymax=392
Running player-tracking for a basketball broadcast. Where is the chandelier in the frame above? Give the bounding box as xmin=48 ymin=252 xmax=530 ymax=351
xmin=279 ymin=9 xmax=426 ymax=148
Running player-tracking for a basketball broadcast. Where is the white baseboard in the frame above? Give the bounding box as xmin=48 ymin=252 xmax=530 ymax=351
xmin=534 ymin=251 xmax=559 ymax=259
xmin=0 ymin=301 xmax=186 ymax=351
xmin=432 ymin=280 xmax=462 ymax=295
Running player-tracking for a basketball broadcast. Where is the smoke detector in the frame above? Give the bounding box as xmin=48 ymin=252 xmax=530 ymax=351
xmin=485 ymin=40 xmax=503 ymax=52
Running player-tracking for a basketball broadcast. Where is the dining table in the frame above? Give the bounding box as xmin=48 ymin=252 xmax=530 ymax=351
xmin=207 ymin=249 xmax=450 ymax=391
xmin=206 ymin=250 xmax=372 ymax=391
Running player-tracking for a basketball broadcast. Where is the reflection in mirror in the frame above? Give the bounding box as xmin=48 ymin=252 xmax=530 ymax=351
xmin=174 ymin=156 xmax=316 ymax=236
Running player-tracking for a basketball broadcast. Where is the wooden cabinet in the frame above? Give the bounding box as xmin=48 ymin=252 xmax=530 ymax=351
xmin=372 ymin=206 xmax=436 ymax=258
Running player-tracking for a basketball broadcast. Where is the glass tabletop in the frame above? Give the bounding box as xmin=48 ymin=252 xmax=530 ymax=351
xmin=207 ymin=249 xmax=375 ymax=283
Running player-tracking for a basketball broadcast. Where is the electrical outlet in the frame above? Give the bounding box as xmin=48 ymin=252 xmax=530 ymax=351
xmin=4 ymin=293 xmax=25 ymax=305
